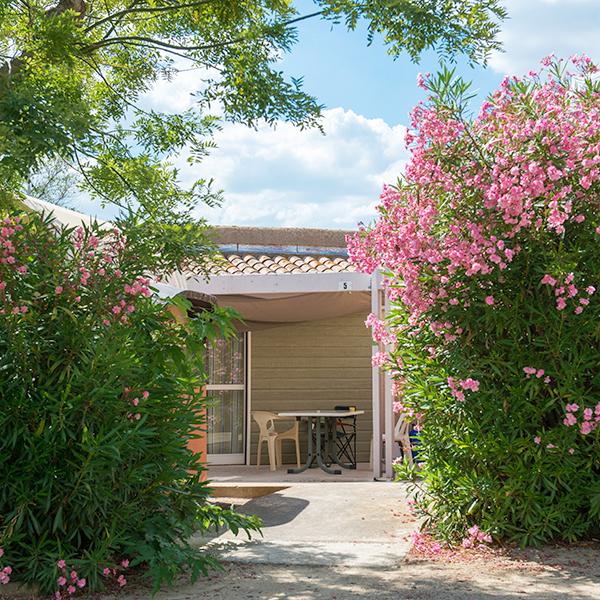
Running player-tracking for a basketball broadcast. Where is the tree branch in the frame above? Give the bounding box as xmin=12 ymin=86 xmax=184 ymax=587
xmin=85 ymin=0 xmax=216 ymax=33
xmin=82 ymin=10 xmax=324 ymax=54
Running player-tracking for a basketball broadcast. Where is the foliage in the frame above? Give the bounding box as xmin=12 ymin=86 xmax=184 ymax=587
xmin=0 ymin=210 xmax=260 ymax=595
xmin=0 ymin=0 xmax=505 ymax=218
xmin=349 ymin=56 xmax=600 ymax=546
xmin=24 ymin=159 xmax=82 ymax=208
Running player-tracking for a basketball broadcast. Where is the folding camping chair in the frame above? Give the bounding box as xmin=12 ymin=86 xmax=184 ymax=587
xmin=332 ymin=405 xmax=357 ymax=469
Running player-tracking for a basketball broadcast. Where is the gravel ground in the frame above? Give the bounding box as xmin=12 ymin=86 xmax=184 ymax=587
xmin=3 ymin=543 xmax=599 ymax=599
xmin=103 ymin=542 xmax=600 ymax=600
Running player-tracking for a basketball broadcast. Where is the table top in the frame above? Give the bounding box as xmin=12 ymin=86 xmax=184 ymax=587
xmin=277 ymin=410 xmax=365 ymax=418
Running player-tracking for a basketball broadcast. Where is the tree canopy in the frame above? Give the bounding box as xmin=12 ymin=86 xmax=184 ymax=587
xmin=0 ymin=0 xmax=506 ymax=272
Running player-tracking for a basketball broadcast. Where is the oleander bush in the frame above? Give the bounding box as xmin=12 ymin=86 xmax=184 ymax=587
xmin=0 ymin=210 xmax=260 ymax=596
xmin=348 ymin=56 xmax=600 ymax=546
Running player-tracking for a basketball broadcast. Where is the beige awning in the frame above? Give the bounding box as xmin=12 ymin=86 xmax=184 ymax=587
xmin=214 ymin=291 xmax=371 ymax=330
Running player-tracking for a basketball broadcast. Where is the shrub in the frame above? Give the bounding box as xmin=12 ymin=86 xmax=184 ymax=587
xmin=0 ymin=210 xmax=260 ymax=595
xmin=348 ymin=56 xmax=600 ymax=546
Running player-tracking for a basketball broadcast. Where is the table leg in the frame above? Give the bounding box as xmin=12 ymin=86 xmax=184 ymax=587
xmin=315 ymin=416 xmax=341 ymax=475
xmin=287 ymin=417 xmax=315 ymax=474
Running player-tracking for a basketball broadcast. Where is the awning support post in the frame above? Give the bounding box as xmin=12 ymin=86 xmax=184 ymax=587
xmin=383 ymin=291 xmax=394 ymax=479
xmin=371 ymin=270 xmax=382 ymax=480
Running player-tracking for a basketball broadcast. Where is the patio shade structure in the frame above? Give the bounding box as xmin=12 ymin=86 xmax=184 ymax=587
xmin=183 ymin=240 xmax=394 ymax=479
xmin=22 ymin=197 xmax=395 ymax=479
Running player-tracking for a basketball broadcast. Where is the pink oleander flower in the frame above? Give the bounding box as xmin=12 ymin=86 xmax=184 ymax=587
xmin=55 ymin=286 xmax=63 ymax=295
xmin=57 ymin=559 xmax=66 ymax=569
xmin=102 ymin=568 xmax=110 ymax=577
xmin=566 ymin=403 xmax=579 ymax=412
xmin=416 ymin=72 xmax=429 ymax=89
xmin=57 ymin=576 xmax=67 ymax=586
xmin=76 ymin=578 xmax=86 ymax=588
xmin=371 ymin=351 xmax=389 ymax=367
xmin=117 ymin=575 xmax=127 ymax=587
xmin=121 ymin=559 xmax=129 ymax=568
xmin=142 ymin=390 xmax=149 ymax=399
xmin=534 ymin=436 xmax=541 ymax=444
xmin=581 ymin=421 xmax=595 ymax=435
xmin=67 ymin=585 xmax=76 ymax=594
xmin=485 ymin=295 xmax=494 ymax=305
xmin=467 ymin=525 xmax=479 ymax=537
xmin=460 ymin=378 xmax=480 ymax=392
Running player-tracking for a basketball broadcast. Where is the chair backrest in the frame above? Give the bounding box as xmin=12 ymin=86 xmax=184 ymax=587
xmin=394 ymin=413 xmax=412 ymax=441
xmin=252 ymin=411 xmax=278 ymax=437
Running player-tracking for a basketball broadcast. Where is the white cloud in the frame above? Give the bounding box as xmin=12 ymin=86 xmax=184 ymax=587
xmin=490 ymin=0 xmax=600 ymax=74
xmin=176 ymin=107 xmax=408 ymax=229
xmin=140 ymin=61 xmax=217 ymax=114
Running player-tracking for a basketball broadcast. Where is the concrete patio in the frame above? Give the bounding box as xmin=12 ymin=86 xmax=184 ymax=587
xmin=208 ymin=463 xmax=376 ymax=484
xmin=198 ymin=479 xmax=414 ymax=568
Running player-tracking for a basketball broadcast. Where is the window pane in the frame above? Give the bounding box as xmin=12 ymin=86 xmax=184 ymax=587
xmin=207 ymin=390 xmax=245 ymax=455
xmin=207 ymin=335 xmax=244 ymax=385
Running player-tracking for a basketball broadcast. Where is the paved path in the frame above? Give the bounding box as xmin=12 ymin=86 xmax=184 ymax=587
xmin=100 ymin=481 xmax=599 ymax=599
xmin=197 ymin=481 xmax=414 ymax=568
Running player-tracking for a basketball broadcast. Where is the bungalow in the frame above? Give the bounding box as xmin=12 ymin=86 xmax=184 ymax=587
xmin=23 ymin=197 xmax=396 ymax=479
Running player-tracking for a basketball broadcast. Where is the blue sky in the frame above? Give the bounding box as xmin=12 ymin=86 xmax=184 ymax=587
xmin=279 ymin=0 xmax=500 ymax=125
xmin=78 ymin=0 xmax=600 ymax=230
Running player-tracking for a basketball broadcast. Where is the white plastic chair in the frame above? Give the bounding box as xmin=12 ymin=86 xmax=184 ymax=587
xmin=252 ymin=411 xmax=301 ymax=471
xmin=394 ymin=413 xmax=413 ymax=466
xmin=370 ymin=413 xmax=413 ymax=467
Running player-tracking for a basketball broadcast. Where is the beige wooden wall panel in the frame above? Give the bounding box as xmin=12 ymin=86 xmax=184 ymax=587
xmin=250 ymin=312 xmax=373 ymax=465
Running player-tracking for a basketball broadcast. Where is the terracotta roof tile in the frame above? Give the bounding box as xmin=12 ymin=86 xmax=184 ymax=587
xmin=206 ymin=252 xmax=356 ymax=276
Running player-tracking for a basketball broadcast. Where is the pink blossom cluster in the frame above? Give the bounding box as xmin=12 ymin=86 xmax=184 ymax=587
xmin=447 ymin=377 xmax=480 ymax=401
xmin=348 ymin=57 xmax=600 ymax=331
xmin=0 ymin=548 xmax=11 ymax=585
xmin=364 ymin=312 xmax=395 ymax=345
xmin=0 ymin=216 xmax=29 ymax=316
xmin=411 ymin=531 xmax=443 ymax=556
xmin=541 ymin=273 xmax=595 ymax=313
xmin=0 ymin=217 xmax=156 ymax=329
xmin=101 ymin=558 xmax=129 ymax=588
xmin=123 ymin=388 xmax=149 ymax=421
xmin=523 ymin=367 xmax=550 ymax=383
xmin=563 ymin=402 xmax=600 ymax=435
xmin=55 ymin=560 xmax=86 ymax=598
xmin=461 ymin=524 xmax=492 ymax=548
xmin=371 ymin=350 xmax=389 ymax=367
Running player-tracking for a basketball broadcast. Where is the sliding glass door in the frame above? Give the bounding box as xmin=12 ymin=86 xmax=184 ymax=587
xmin=205 ymin=334 xmax=246 ymax=464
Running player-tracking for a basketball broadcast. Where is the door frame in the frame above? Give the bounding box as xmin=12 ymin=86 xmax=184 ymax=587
xmin=205 ymin=332 xmax=248 ymax=465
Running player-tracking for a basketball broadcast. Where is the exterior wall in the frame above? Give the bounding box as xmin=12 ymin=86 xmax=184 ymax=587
xmin=250 ymin=312 xmax=372 ymax=465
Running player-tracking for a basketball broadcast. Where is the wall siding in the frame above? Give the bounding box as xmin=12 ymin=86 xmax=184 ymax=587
xmin=250 ymin=312 xmax=373 ymax=465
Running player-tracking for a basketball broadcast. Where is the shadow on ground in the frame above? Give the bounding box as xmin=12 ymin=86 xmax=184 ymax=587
xmin=237 ymin=493 xmax=310 ymax=527
xmin=113 ymin=545 xmax=600 ymax=600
